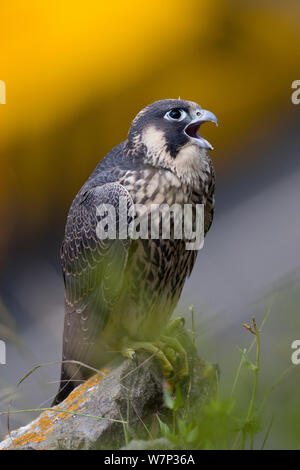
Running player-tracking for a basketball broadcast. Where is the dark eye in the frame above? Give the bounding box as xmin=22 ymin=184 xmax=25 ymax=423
xmin=169 ymin=108 xmax=182 ymax=119
xmin=164 ymin=108 xmax=186 ymax=122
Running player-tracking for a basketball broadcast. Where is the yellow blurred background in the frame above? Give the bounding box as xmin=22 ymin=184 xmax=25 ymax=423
xmin=0 ymin=0 xmax=299 ymax=259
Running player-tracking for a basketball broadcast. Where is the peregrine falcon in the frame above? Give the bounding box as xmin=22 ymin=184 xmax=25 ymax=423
xmin=53 ymin=99 xmax=217 ymax=405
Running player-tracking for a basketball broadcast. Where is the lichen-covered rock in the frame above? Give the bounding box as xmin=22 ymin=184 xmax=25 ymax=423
xmin=0 ymin=355 xmax=164 ymax=450
xmin=0 ymin=331 xmax=218 ymax=450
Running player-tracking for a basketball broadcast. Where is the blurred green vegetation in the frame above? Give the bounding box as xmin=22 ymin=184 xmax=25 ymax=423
xmin=125 ymin=288 xmax=300 ymax=450
xmin=1 ymin=276 xmax=300 ymax=448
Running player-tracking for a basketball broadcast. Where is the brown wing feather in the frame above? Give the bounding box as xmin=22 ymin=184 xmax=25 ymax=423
xmin=53 ymin=183 xmax=133 ymax=404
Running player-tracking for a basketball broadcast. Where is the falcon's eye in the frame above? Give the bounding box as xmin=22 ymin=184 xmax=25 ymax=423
xmin=164 ymin=108 xmax=186 ymax=122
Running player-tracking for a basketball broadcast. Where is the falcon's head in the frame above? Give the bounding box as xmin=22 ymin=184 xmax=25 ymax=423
xmin=127 ymin=99 xmax=218 ymax=180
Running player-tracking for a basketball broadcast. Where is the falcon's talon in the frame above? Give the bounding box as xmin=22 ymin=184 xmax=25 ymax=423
xmin=132 ymin=351 xmax=139 ymax=366
xmin=121 ymin=347 xmax=136 ymax=361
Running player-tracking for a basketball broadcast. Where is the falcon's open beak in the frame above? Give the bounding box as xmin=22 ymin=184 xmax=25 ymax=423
xmin=184 ymin=109 xmax=218 ymax=150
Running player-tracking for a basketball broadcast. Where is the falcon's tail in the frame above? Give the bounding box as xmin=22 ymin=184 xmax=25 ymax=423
xmin=51 ymin=361 xmax=92 ymax=406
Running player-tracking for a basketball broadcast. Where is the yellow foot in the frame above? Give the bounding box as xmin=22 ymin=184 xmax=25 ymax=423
xmin=160 ymin=335 xmax=188 ymax=378
xmin=163 ymin=317 xmax=188 ymax=378
xmin=122 ymin=341 xmax=173 ymax=375
xmin=121 ymin=317 xmax=189 ymax=380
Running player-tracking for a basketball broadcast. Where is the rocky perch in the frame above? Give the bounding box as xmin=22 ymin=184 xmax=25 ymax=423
xmin=0 ymin=330 xmax=217 ymax=450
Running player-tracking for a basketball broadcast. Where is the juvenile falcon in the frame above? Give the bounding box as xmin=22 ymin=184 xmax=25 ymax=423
xmin=53 ymin=99 xmax=217 ymax=405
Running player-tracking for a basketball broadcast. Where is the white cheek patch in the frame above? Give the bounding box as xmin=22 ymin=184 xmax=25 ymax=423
xmin=142 ymin=126 xmax=168 ymax=156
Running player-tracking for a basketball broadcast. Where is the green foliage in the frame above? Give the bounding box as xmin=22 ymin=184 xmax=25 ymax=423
xmin=153 ymin=309 xmax=294 ymax=450
xmin=2 ymin=301 xmax=297 ymax=449
xmin=238 ymin=348 xmax=257 ymax=372
xmin=158 ymin=394 xmax=237 ymax=450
